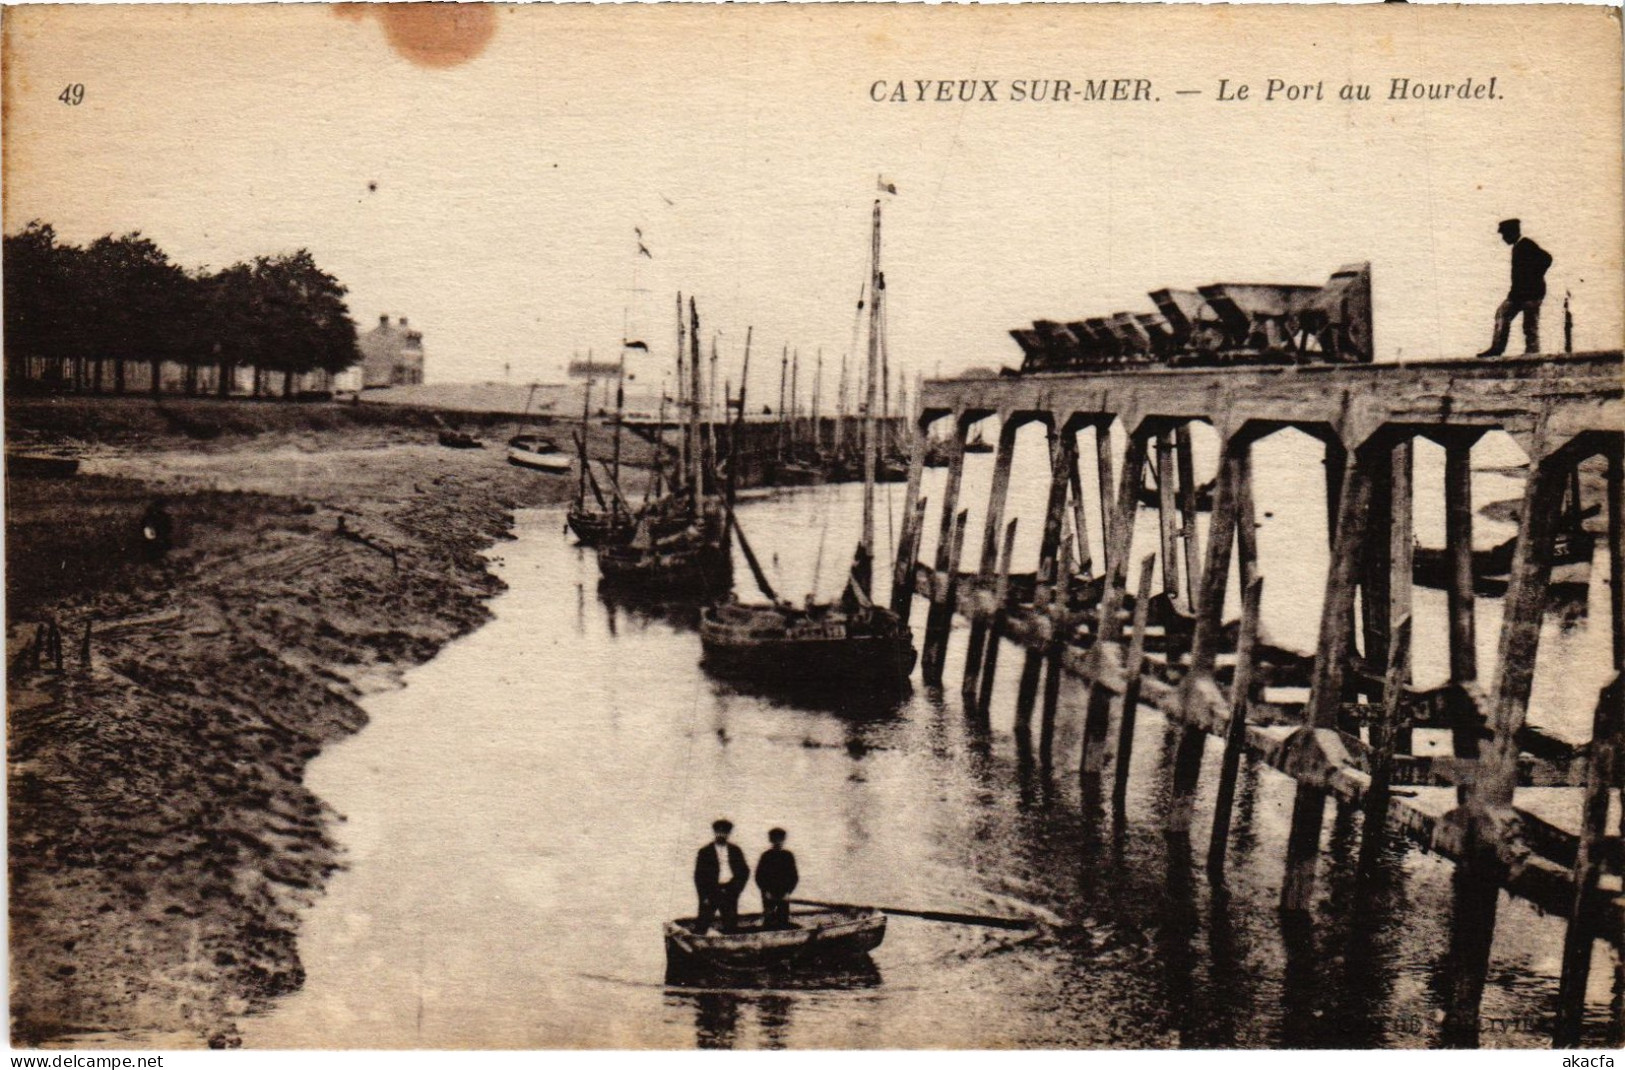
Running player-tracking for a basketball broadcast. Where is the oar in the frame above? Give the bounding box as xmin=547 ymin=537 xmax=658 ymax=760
xmin=789 ymin=898 xmax=1038 ymax=931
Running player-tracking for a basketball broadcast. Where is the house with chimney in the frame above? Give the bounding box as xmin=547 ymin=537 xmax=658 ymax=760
xmin=359 ymin=314 xmax=426 ymax=388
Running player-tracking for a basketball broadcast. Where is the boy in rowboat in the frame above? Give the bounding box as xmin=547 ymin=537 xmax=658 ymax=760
xmin=755 ymin=828 xmax=800 ymax=929
xmin=693 ymin=819 xmax=750 ymax=933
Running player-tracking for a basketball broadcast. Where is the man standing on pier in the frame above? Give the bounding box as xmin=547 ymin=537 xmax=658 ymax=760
xmin=693 ymin=819 xmax=749 ymax=933
xmin=1477 ymin=218 xmax=1553 ymax=357
xmin=755 ymin=828 xmax=799 ymax=929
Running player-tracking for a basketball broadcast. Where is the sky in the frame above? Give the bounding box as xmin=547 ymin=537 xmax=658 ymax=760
xmin=5 ymin=3 xmax=1621 ymax=403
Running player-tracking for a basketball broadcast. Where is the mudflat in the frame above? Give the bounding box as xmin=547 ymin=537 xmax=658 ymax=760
xmin=5 ymin=395 xmax=632 ymax=1047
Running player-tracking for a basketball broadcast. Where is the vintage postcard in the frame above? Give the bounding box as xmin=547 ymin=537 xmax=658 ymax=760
xmin=3 ymin=1 xmax=1622 ymax=1054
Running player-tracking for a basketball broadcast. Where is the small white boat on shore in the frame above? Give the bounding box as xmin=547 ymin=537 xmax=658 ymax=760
xmin=507 ymin=434 xmax=571 ymax=473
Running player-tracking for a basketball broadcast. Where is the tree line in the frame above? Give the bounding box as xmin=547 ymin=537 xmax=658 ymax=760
xmin=3 ymin=222 xmax=362 ymax=398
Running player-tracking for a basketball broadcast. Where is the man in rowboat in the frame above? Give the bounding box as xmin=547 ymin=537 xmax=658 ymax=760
xmin=693 ymin=819 xmax=750 ymax=933
xmin=755 ymin=828 xmax=800 ymax=929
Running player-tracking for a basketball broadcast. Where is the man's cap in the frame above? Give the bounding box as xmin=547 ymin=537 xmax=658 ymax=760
xmin=712 ymin=819 xmax=733 ymax=833
xmin=768 ymin=827 xmax=787 ymax=841
xmin=1498 ymin=218 xmax=1521 ymax=232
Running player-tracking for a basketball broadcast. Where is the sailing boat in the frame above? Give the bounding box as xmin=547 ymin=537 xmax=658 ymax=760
xmin=699 ymin=198 xmax=918 ymax=691
xmin=507 ymin=384 xmax=571 ymax=473
xmin=597 ymin=296 xmax=733 ymax=595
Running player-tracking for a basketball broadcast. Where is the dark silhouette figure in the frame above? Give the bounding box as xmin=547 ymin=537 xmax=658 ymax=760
xmin=139 ymin=498 xmax=173 ymax=560
xmin=693 ymin=819 xmax=749 ymax=933
xmin=754 ymin=828 xmax=799 ymax=929
xmin=1478 ymin=218 xmax=1552 ymax=357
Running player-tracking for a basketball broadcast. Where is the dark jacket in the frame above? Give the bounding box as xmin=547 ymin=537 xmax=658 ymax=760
xmin=1509 ymin=237 xmax=1553 ymax=302
xmin=754 ymin=846 xmax=799 ymax=898
xmin=694 ymin=842 xmax=749 ymax=894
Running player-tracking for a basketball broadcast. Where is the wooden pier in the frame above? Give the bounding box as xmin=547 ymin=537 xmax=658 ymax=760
xmin=894 ymin=351 xmax=1624 ymax=1048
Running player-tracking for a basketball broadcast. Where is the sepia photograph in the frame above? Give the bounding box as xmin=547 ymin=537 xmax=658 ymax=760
xmin=3 ymin=1 xmax=1623 ymax=1054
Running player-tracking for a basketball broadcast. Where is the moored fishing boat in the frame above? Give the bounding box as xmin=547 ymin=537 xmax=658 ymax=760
xmin=506 ymin=434 xmax=571 ymax=473
xmin=699 ymin=195 xmax=917 ymax=694
xmin=663 ymin=905 xmax=886 ymax=976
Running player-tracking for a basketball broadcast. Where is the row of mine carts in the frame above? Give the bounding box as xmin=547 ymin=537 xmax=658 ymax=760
xmin=1009 ymin=262 xmax=1374 ymax=372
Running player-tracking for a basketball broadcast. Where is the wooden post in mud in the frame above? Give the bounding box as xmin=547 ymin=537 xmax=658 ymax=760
xmin=1156 ymin=432 xmax=1182 ymax=604
xmin=976 ymin=519 xmax=1020 ymax=721
xmin=1068 ymin=437 xmax=1093 ymax=577
xmin=79 ymin=618 xmax=93 ymax=671
xmin=890 ymin=426 xmax=930 ymax=621
xmin=1112 ymin=554 xmax=1159 ymax=813
xmin=1554 ymin=675 xmax=1620 ymax=1047
xmin=1358 ymin=615 xmax=1411 ymax=876
xmin=931 ymin=509 xmax=970 ymax=687
xmin=1444 ymin=435 xmax=1482 ymax=787
xmin=1388 ymin=439 xmax=1415 ymax=753
xmin=1208 ymin=575 xmax=1263 ymax=876
xmin=1176 ymin=423 xmax=1203 ymax=607
xmin=1167 ymin=438 xmax=1244 ymax=834
xmin=1096 ymin=423 xmax=1117 ymax=581
xmin=1282 ymin=445 xmax=1373 ymax=913
xmin=1038 ymin=427 xmax=1080 ymax=766
xmin=920 ymin=418 xmax=970 ymax=683
xmin=1079 ymin=430 xmax=1149 ymax=781
xmin=964 ymin=420 xmax=1019 ymax=698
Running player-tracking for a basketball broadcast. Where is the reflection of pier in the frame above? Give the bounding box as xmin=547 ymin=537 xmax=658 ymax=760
xmin=891 ymin=351 xmax=1624 ymax=1047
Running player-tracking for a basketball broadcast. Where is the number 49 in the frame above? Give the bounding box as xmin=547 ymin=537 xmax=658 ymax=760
xmin=59 ymin=84 xmax=84 ymax=106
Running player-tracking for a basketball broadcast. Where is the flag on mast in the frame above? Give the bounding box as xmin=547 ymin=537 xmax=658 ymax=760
xmin=876 ymin=175 xmax=898 ymax=195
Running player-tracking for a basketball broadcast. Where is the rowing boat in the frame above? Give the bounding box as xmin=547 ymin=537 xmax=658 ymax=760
xmin=663 ymin=906 xmax=885 ymax=976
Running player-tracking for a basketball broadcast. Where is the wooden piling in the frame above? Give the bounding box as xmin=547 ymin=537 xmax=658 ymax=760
xmin=1208 ymin=575 xmax=1264 ymax=877
xmin=1036 ymin=429 xmax=1079 ymax=765
xmin=925 ymin=508 xmax=970 ymax=688
xmin=1068 ymin=437 xmax=1093 ymax=576
xmin=976 ymin=519 xmax=1019 ymax=721
xmin=1479 ymin=444 xmax=1570 ymax=808
xmin=1283 ymin=446 xmax=1373 ymax=913
xmin=1445 ymin=437 xmax=1480 ymax=773
xmin=1112 ymin=554 xmax=1159 ymax=813
xmin=1608 ymin=441 xmax=1623 ymax=673
xmin=920 ymin=420 xmax=970 ymax=683
xmin=1358 ymin=616 xmax=1411 ymax=876
xmin=1176 ymin=423 xmax=1202 ymax=606
xmin=1555 ymin=676 xmax=1622 ymax=1047
xmin=964 ymin=422 xmax=1019 ymax=697
xmin=1079 ymin=432 xmax=1149 ymax=781
xmin=890 ymin=424 xmax=930 ymax=621
xmin=1096 ymin=422 xmax=1116 ymax=580
xmin=1156 ymin=432 xmax=1182 ymax=604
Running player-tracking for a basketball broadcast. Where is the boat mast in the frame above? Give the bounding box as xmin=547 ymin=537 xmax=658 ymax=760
xmin=790 ymin=349 xmax=800 ymax=457
xmin=835 ymin=350 xmax=848 ymax=462
xmin=777 ymin=347 xmax=788 ymax=462
xmin=812 ymin=348 xmax=823 ymax=457
xmin=577 ymin=372 xmax=592 ymax=508
xmin=708 ymin=333 xmax=720 ymax=491
xmin=689 ymin=297 xmax=704 ymax=508
xmin=860 ymin=199 xmax=882 ymax=588
xmin=676 ymin=292 xmax=688 ymax=496
xmin=612 ymin=350 xmax=626 ymax=516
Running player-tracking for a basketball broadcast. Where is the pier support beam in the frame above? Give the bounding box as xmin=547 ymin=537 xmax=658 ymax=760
xmin=891 ymin=422 xmax=931 ymax=621
xmin=963 ymin=420 xmax=1019 ymax=699
xmin=976 ymin=519 xmax=1019 ymax=721
xmin=1113 ymin=555 xmax=1158 ymax=813
xmin=1168 ymin=436 xmax=1246 ymax=835
xmin=1039 ymin=426 xmax=1081 ymax=767
xmin=1209 ymin=575 xmax=1263 ymax=876
xmin=1097 ymin=423 xmax=1117 ymax=581
xmin=920 ymin=418 xmax=971 ymax=684
xmin=1080 ymin=430 xmax=1149 ymax=783
xmin=1444 ymin=434 xmax=1482 ymax=781
xmin=1282 ymin=443 xmax=1374 ymax=912
xmin=1176 ymin=423 xmax=1203 ymax=606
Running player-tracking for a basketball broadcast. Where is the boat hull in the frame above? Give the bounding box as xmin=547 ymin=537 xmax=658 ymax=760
xmin=663 ymin=908 xmax=886 ymax=977
xmin=1412 ymin=529 xmax=1594 ymax=596
xmin=506 ymin=447 xmax=572 ymax=473
xmin=699 ymin=604 xmax=917 ymax=690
